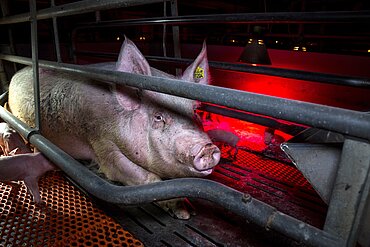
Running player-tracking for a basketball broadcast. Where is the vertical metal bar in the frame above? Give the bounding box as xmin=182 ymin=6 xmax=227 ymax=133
xmin=162 ymin=0 xmax=167 ymax=57
xmin=358 ymin=197 xmax=370 ymax=247
xmin=51 ymin=0 xmax=62 ymax=62
xmin=1 ymin=0 xmax=17 ymax=73
xmin=0 ymin=60 xmax=7 ymax=92
xmin=170 ymin=0 xmax=181 ymax=75
xmin=29 ymin=0 xmax=41 ymax=132
xmin=324 ymin=139 xmax=370 ymax=246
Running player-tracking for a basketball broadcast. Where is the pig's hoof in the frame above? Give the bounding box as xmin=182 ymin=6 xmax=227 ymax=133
xmin=156 ymin=198 xmax=192 ymax=220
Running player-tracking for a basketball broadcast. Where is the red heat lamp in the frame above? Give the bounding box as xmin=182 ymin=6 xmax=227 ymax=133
xmin=239 ymin=38 xmax=271 ymax=65
xmin=238 ymin=26 xmax=271 ymax=66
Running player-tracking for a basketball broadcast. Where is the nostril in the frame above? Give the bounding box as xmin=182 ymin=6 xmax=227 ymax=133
xmin=193 ymin=144 xmax=221 ymax=171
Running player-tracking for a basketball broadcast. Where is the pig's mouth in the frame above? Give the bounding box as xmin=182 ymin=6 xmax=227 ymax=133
xmin=188 ymin=166 xmax=214 ymax=176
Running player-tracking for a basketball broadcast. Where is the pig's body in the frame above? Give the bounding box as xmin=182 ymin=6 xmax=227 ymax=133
xmin=0 ymin=152 xmax=56 ymax=203
xmin=0 ymin=122 xmax=32 ymax=156
xmin=8 ymin=38 xmax=220 ymax=218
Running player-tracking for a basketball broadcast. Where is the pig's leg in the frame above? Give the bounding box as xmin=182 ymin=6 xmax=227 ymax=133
xmin=92 ymin=140 xmax=161 ymax=185
xmin=24 ymin=177 xmax=41 ymax=204
xmin=155 ymin=198 xmax=193 ymax=220
xmin=92 ymin=141 xmax=192 ymax=219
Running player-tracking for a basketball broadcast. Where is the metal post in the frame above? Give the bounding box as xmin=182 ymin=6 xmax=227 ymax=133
xmin=324 ymin=139 xmax=370 ymax=246
xmin=170 ymin=0 xmax=181 ymax=76
xmin=162 ymin=0 xmax=167 ymax=57
xmin=0 ymin=60 xmax=7 ymax=92
xmin=51 ymin=0 xmax=62 ymax=62
xmin=1 ymin=0 xmax=17 ymax=74
xmin=29 ymin=0 xmax=41 ymax=132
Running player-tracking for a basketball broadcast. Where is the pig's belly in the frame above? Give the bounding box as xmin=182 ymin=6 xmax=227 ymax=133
xmin=45 ymin=133 xmax=96 ymax=161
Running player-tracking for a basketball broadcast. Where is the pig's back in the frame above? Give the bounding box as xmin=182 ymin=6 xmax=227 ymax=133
xmin=8 ymin=66 xmax=108 ymax=160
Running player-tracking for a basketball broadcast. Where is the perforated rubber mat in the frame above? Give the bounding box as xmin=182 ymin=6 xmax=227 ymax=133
xmin=0 ymin=171 xmax=143 ymax=247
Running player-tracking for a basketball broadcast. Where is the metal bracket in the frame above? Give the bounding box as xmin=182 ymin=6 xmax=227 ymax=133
xmin=324 ymin=138 xmax=370 ymax=246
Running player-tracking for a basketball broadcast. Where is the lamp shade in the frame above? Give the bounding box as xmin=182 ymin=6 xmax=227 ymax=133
xmin=239 ymin=38 xmax=271 ymax=65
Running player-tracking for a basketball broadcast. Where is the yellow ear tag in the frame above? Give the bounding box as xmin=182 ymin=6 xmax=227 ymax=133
xmin=194 ymin=66 xmax=204 ymax=79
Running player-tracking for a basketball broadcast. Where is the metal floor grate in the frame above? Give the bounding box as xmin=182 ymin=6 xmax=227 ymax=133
xmin=208 ymin=147 xmax=327 ymax=228
xmin=0 ymin=171 xmax=143 ymax=247
xmin=95 ymin=148 xmax=325 ymax=246
xmin=0 ymin=148 xmax=326 ymax=246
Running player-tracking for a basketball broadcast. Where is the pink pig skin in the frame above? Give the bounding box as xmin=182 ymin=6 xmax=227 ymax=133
xmin=0 ymin=122 xmax=32 ymax=156
xmin=0 ymin=152 xmax=56 ymax=204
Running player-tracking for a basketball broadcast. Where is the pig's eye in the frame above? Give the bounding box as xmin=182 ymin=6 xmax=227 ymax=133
xmin=154 ymin=113 xmax=165 ymax=122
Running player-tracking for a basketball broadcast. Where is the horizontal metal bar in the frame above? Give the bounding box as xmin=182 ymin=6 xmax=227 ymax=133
xmin=0 ymin=0 xmax=163 ymax=25
xmin=74 ymin=50 xmax=370 ymax=89
xmin=147 ymin=56 xmax=370 ymax=89
xmin=72 ymin=11 xmax=370 ymax=30
xmin=200 ymin=104 xmax=306 ymax=136
xmin=0 ymin=104 xmax=342 ymax=247
xmin=1 ymin=54 xmax=370 ymax=141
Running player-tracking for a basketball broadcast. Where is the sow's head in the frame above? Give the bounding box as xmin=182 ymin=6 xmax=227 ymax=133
xmin=112 ymin=37 xmax=221 ymax=178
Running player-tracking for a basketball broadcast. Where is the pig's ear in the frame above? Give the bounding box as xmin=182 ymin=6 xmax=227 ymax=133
xmin=181 ymin=41 xmax=210 ymax=84
xmin=113 ymin=85 xmax=142 ymax=111
xmin=116 ymin=36 xmax=151 ymax=76
xmin=114 ymin=37 xmax=147 ymax=111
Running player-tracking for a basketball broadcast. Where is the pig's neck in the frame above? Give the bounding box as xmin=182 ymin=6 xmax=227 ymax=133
xmin=117 ymin=109 xmax=151 ymax=168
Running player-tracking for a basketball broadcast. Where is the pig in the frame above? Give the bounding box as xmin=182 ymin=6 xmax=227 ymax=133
xmin=207 ymin=129 xmax=240 ymax=160
xmin=0 ymin=122 xmax=32 ymax=156
xmin=0 ymin=152 xmax=56 ymax=204
xmin=8 ymin=37 xmax=220 ymax=219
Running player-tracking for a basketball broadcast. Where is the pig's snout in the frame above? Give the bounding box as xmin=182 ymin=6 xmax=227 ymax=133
xmin=175 ymin=136 xmax=220 ymax=174
xmin=191 ymin=143 xmax=220 ymax=171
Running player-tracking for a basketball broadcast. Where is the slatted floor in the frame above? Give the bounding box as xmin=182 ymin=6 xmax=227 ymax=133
xmin=0 ymin=147 xmax=325 ymax=246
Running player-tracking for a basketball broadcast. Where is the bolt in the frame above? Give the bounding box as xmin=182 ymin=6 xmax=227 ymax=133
xmin=242 ymin=193 xmax=252 ymax=203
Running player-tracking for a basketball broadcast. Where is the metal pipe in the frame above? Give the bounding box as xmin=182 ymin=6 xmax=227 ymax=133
xmin=147 ymin=56 xmax=370 ymax=89
xmin=51 ymin=0 xmax=62 ymax=63
xmin=162 ymin=0 xmax=167 ymax=57
xmin=170 ymin=0 xmax=181 ymax=76
xmin=71 ymin=50 xmax=370 ymax=89
xmin=29 ymin=0 xmax=41 ymax=132
xmin=0 ymin=104 xmax=342 ymax=247
xmin=67 ymin=11 xmax=370 ymax=30
xmin=1 ymin=54 xmax=370 ymax=141
xmin=0 ymin=0 xmax=18 ymax=73
xmin=200 ymin=104 xmax=306 ymax=136
xmin=0 ymin=0 xmax=164 ymax=25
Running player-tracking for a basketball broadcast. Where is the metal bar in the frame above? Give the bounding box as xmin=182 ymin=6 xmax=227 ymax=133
xmin=71 ymin=50 xmax=370 ymax=88
xmin=162 ymin=0 xmax=167 ymax=57
xmin=170 ymin=0 xmax=181 ymax=76
xmin=0 ymin=60 xmax=7 ymax=92
xmin=29 ymin=0 xmax=41 ymax=132
xmin=51 ymin=0 xmax=62 ymax=63
xmin=0 ymin=0 xmax=18 ymax=73
xmin=1 ymin=54 xmax=370 ymax=141
xmin=0 ymin=0 xmax=164 ymax=25
xmin=324 ymin=139 xmax=370 ymax=246
xmin=200 ymin=104 xmax=306 ymax=136
xmin=0 ymin=103 xmax=343 ymax=247
xmin=64 ymin=11 xmax=370 ymax=30
xmin=147 ymin=56 xmax=370 ymax=88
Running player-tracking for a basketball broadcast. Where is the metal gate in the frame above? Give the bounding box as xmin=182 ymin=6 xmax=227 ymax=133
xmin=1 ymin=1 xmax=370 ymax=246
